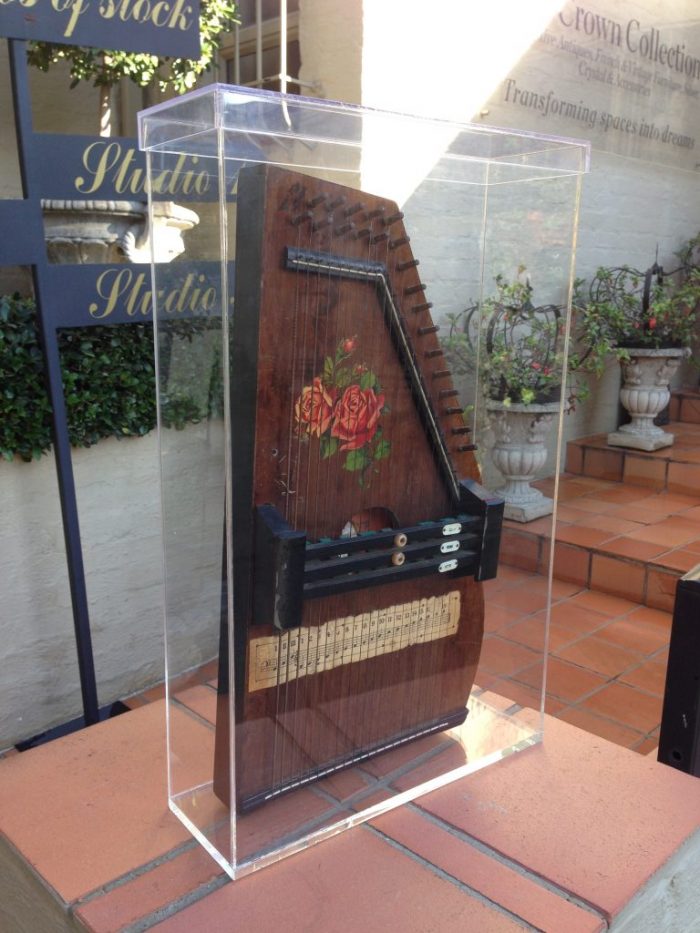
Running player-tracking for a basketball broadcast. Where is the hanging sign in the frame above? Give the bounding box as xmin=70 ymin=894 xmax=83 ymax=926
xmin=0 ymin=0 xmax=201 ymax=58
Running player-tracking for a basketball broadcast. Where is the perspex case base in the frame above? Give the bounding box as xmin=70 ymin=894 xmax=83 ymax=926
xmin=138 ymin=86 xmax=589 ymax=879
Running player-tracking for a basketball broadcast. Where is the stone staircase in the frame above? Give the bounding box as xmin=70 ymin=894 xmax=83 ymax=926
xmin=500 ymin=388 xmax=700 ymax=612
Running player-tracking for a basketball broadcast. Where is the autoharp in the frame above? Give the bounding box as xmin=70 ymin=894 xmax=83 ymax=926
xmin=214 ymin=165 xmax=503 ymax=811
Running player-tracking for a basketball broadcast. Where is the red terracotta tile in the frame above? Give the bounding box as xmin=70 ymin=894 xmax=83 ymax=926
xmin=500 ymin=616 xmax=578 ymax=653
xmin=589 ymin=554 xmax=646 ymax=603
xmin=574 ymin=514 xmax=645 ymax=535
xmin=598 ymin=536 xmax=668 ymax=561
xmin=684 ymin=537 xmax=700 ymax=554
xmin=620 ymin=659 xmax=668 ymax=696
xmin=640 ymin=492 xmax=700 ymax=514
xmin=580 ymin=682 xmax=662 ymax=733
xmin=555 ymin=525 xmax=616 ymax=548
xmin=483 ymin=565 xmax=536 ymax=593
xmin=604 ymin=503 xmax=667 ymax=524
xmin=565 ymin=442 xmax=584 ymax=475
xmin=489 ymin=583 xmax=549 ymax=614
xmin=551 ymin=542 xmax=590 ymax=586
xmin=486 ymin=678 xmax=566 ymax=715
xmin=478 ymin=636 xmax=541 ymax=677
xmin=546 ymin=602 xmax=611 ymax=633
xmin=416 ymin=715 xmax=700 ymax=923
xmin=0 ymin=703 xmax=206 ymax=903
xmin=645 ymin=568 xmax=679 ymax=612
xmin=555 ymin=503 xmax=591 ymax=522
xmin=679 ymin=396 xmax=700 ymax=423
xmin=595 ymin=607 xmax=671 ymax=656
xmin=587 ymin=485 xmax=647 ymax=504
xmin=554 ymin=636 xmax=642 ymax=678
xmin=567 ymin=590 xmax=640 ymax=618
xmin=372 ymin=808 xmax=603 ymax=933
xmin=622 ymin=454 xmax=667 ymax=490
xmin=555 ymin=706 xmax=644 ymax=748
xmin=74 ymin=845 xmax=224 ymax=933
xmin=551 ymin=578 xmax=586 ymax=601
xmin=582 ymin=447 xmax=624 ymax=481
xmin=499 ymin=529 xmax=540 ymax=573
xmin=173 ymin=684 xmax=217 ymax=725
xmin=679 ymin=506 xmax=700 ymax=522
xmin=668 ymin=394 xmax=681 ymax=421
xmin=484 ymin=603 xmax=523 ymax=633
xmin=560 ymin=496 xmax=619 ymax=515
xmin=159 ymin=827 xmax=527 ymax=932
xmin=626 ymin=520 xmax=698 ymax=548
xmin=668 ymin=461 xmax=700 ymax=496
xmin=650 ymin=548 xmax=700 ymax=574
xmin=513 ymin=656 xmax=607 ymax=702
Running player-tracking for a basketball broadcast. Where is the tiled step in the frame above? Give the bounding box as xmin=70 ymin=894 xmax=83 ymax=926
xmin=500 ymin=475 xmax=700 ymax=611
xmin=670 ymin=386 xmax=700 ymax=424
xmin=564 ymin=421 xmax=700 ymax=493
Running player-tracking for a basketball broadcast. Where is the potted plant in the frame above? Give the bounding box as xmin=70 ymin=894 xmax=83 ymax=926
xmin=444 ymin=267 xmax=577 ymax=522
xmin=573 ymin=238 xmax=700 ymax=451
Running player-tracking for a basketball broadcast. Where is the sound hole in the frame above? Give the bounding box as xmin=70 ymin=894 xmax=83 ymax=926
xmin=341 ymin=506 xmax=399 ymax=538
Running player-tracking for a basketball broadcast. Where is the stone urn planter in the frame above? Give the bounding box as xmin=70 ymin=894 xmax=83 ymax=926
xmin=607 ymin=347 xmax=690 ymax=451
xmin=41 ymin=199 xmax=199 ymax=264
xmin=487 ymin=400 xmax=560 ymax=522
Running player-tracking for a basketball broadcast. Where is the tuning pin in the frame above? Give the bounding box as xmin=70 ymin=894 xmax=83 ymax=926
xmin=397 ymin=258 xmax=419 ymax=272
xmin=328 ymin=196 xmax=346 ymax=210
xmin=344 ymin=202 xmax=364 ymax=217
xmin=404 ymin=283 xmax=426 ymax=296
xmin=424 ymin=347 xmax=443 ymax=359
xmin=411 ymin=301 xmax=433 ymax=314
xmin=365 ymin=207 xmax=385 ymax=220
xmin=382 ymin=211 xmax=404 ymax=227
xmin=369 ymin=231 xmax=390 ymax=244
xmin=389 ymin=235 xmax=410 ymax=250
xmin=290 ymin=210 xmax=312 ymax=226
xmin=443 ymin=405 xmax=465 ymax=416
xmin=356 ymin=227 xmax=372 ymax=239
xmin=312 ymin=216 xmax=332 ymax=232
xmin=308 ymin=194 xmax=327 ymax=208
xmin=451 ymin=425 xmax=472 ymax=435
xmin=334 ymin=221 xmax=355 ymax=236
xmin=453 ymin=444 xmax=478 ymax=453
xmin=438 ymin=388 xmax=459 ymax=400
xmin=417 ymin=324 xmax=440 ymax=336
xmin=431 ymin=370 xmax=451 ymax=380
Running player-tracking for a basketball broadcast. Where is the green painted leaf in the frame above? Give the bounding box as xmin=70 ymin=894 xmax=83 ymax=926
xmin=343 ymin=448 xmax=370 ymax=472
xmin=374 ymin=439 xmax=391 ymax=460
xmin=320 ymin=435 xmax=339 ymax=459
xmin=359 ymin=370 xmax=377 ymax=391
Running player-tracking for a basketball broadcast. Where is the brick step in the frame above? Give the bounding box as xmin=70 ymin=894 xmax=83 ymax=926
xmin=670 ymin=386 xmax=700 ymax=424
xmin=499 ymin=474 xmax=700 ymax=612
xmin=565 ymin=421 xmax=700 ymax=493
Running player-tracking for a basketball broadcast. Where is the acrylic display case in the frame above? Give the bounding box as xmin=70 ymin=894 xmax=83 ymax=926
xmin=138 ymin=86 xmax=589 ymax=879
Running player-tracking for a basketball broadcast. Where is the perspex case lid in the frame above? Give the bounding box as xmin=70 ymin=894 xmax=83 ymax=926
xmin=139 ymin=85 xmax=589 ymax=879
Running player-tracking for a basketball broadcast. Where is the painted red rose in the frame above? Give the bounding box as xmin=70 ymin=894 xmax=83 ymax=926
xmin=331 ymin=384 xmax=385 ymax=451
xmin=295 ymin=378 xmax=335 ymax=437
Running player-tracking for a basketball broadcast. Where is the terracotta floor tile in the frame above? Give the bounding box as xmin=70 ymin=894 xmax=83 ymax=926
xmin=604 ymin=503 xmax=666 ymax=524
xmin=372 ymin=808 xmax=600 ymax=933
xmin=546 ymin=602 xmax=611 ymax=633
xmin=486 ymin=678 xmax=566 ymax=715
xmin=554 ymin=636 xmax=642 ymax=678
xmin=513 ymin=657 xmax=608 ymax=702
xmin=634 ymin=736 xmax=660 ymax=756
xmin=683 ymin=537 xmax=700 ymax=554
xmin=555 ymin=525 xmax=617 ymax=548
xmin=573 ymin=514 xmax=644 ymax=536
xmin=567 ymin=590 xmax=640 ymax=618
xmin=619 ymin=659 xmax=668 ymax=696
xmin=581 ymin=447 xmax=624 ymax=481
xmin=626 ymin=520 xmax=698 ymax=547
xmin=489 ymin=583 xmax=549 ymax=614
xmin=679 ymin=506 xmax=700 ymax=522
xmin=555 ymin=503 xmax=591 ymax=522
xmin=172 ymin=684 xmax=217 ymax=725
xmin=558 ymin=496 xmax=619 ymax=515
xmin=580 ymin=682 xmax=662 ymax=733
xmin=499 ymin=616 xmax=578 ymax=653
xmin=640 ymin=492 xmax=700 ymax=514
xmin=597 ymin=536 xmax=667 ymax=562
xmin=555 ymin=706 xmax=644 ymax=749
xmin=565 ymin=443 xmax=584 ymax=475
xmin=483 ymin=565 xmax=536 ymax=592
xmin=590 ymin=486 xmax=650 ymax=504
xmin=478 ymin=636 xmax=541 ymax=676
xmin=595 ymin=613 xmax=671 ymax=657
xmin=650 ymin=548 xmax=700 ymax=574
xmin=668 ymin=461 xmax=700 ymax=496
xmin=484 ymin=603 xmax=523 ymax=633
xmin=551 ymin=578 xmax=585 ymax=601
xmin=589 ymin=554 xmax=646 ymax=603
xmin=499 ymin=529 xmax=540 ymax=573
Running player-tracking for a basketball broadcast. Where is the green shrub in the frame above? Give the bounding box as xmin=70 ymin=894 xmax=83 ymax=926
xmin=0 ymin=294 xmax=215 ymax=463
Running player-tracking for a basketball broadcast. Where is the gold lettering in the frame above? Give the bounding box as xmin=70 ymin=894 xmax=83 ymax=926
xmin=75 ymin=141 xmax=122 ymax=195
xmin=89 ymin=268 xmax=133 ymax=320
xmin=51 ymin=0 xmax=91 ymax=37
xmin=166 ymin=0 xmax=192 ymax=31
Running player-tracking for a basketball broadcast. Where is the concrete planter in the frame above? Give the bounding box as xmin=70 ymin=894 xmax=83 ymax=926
xmin=487 ymin=400 xmax=560 ymax=523
xmin=608 ymin=347 xmax=690 ymax=451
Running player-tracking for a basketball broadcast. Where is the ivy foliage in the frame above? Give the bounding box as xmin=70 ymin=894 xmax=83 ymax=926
xmin=0 ymin=294 xmax=212 ymax=463
xmin=27 ymin=0 xmax=238 ymax=95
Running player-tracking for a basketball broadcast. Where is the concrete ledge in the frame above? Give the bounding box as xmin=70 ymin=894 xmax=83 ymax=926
xmin=0 ymin=701 xmax=699 ymax=931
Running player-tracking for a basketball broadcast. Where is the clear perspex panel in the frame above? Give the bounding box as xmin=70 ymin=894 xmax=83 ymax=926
xmin=139 ymin=86 xmax=589 ymax=879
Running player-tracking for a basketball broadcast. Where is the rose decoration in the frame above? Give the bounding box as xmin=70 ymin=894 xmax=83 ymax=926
xmin=293 ymin=338 xmax=390 ymax=485
xmin=331 ymin=384 xmax=385 ymax=451
xmin=294 ymin=377 xmax=335 ymax=438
